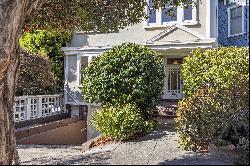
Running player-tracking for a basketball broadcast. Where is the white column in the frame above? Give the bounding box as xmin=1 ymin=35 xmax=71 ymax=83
xmin=156 ymin=9 xmax=162 ymax=24
xmin=77 ymin=54 xmax=81 ymax=86
xmin=177 ymin=7 xmax=184 ymax=23
xmin=206 ymin=0 xmax=218 ymax=38
xmin=64 ymin=56 xmax=68 ymax=105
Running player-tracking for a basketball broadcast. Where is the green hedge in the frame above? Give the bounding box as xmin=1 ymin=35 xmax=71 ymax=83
xmin=176 ymin=47 xmax=249 ymax=152
xmin=16 ymin=50 xmax=61 ymax=96
xmin=19 ymin=30 xmax=71 ymax=83
xmin=82 ymin=43 xmax=165 ymax=117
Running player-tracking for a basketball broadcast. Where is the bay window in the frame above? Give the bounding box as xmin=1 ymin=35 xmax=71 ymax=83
xmin=145 ymin=0 xmax=198 ymax=27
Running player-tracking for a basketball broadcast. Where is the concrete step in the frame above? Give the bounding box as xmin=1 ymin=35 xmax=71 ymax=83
xmin=153 ymin=101 xmax=179 ymax=118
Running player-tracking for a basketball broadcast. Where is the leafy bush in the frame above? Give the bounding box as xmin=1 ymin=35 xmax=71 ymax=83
xmin=176 ymin=89 xmax=230 ymax=151
xmin=16 ymin=50 xmax=61 ymax=96
xmin=181 ymin=47 xmax=249 ymax=97
xmin=176 ymin=47 xmax=249 ymax=151
xmin=19 ymin=30 xmax=71 ymax=83
xmin=91 ymin=104 xmax=157 ymax=140
xmin=82 ymin=43 xmax=165 ymax=117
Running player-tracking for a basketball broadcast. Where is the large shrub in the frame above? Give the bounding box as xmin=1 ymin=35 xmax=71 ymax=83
xmin=176 ymin=47 xmax=249 ymax=152
xmin=16 ymin=50 xmax=60 ymax=96
xmin=19 ymin=30 xmax=71 ymax=84
xmin=181 ymin=47 xmax=249 ymax=97
xmin=82 ymin=43 xmax=165 ymax=117
xmin=91 ymin=104 xmax=157 ymax=140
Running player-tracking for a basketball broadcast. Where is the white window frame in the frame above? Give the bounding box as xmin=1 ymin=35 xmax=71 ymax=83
xmin=227 ymin=4 xmax=245 ymax=37
xmin=144 ymin=0 xmax=198 ymax=28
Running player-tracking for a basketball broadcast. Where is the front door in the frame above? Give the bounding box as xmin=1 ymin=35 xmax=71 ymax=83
xmin=163 ymin=64 xmax=184 ymax=100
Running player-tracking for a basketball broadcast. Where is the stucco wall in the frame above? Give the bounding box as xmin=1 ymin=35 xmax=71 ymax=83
xmin=68 ymin=0 xmax=208 ymax=47
xmin=218 ymin=0 xmax=249 ymax=46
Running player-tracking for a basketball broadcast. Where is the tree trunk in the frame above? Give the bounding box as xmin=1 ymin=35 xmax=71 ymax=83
xmin=0 ymin=59 xmax=20 ymax=165
xmin=0 ymin=1 xmax=28 ymax=164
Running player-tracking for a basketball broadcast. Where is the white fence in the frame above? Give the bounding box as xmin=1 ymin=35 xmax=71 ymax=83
xmin=14 ymin=94 xmax=65 ymax=122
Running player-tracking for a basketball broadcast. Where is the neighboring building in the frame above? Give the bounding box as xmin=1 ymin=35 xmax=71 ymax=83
xmin=218 ymin=0 xmax=249 ymax=46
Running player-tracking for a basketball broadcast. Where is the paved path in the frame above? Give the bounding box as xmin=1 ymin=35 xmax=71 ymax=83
xmin=18 ymin=118 xmax=234 ymax=165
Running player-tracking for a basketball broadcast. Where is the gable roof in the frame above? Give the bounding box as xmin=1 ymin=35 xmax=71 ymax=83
xmin=145 ymin=24 xmax=205 ymax=43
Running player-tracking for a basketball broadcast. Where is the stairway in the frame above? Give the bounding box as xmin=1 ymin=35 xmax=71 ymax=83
xmin=153 ymin=100 xmax=179 ymax=118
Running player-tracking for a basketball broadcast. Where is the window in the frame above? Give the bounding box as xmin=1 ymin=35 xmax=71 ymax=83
xmin=228 ymin=5 xmax=244 ymax=36
xmin=145 ymin=0 xmax=197 ymax=27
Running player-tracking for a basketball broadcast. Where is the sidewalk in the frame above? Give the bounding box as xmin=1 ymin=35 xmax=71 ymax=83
xmin=18 ymin=118 xmax=234 ymax=165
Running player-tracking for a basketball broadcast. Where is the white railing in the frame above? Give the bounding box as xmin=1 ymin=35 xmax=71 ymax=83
xmin=13 ymin=94 xmax=65 ymax=122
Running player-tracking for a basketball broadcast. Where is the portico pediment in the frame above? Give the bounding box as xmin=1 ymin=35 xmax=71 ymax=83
xmin=146 ymin=24 xmax=205 ymax=44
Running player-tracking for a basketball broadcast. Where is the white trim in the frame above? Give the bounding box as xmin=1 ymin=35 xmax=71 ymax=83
xmin=76 ymin=54 xmax=81 ymax=86
xmin=227 ymin=32 xmax=246 ymax=37
xmin=177 ymin=7 xmax=184 ymax=23
xmin=64 ymin=56 xmax=68 ymax=105
xmin=206 ymin=0 xmax=211 ymax=38
xmin=206 ymin=0 xmax=218 ymax=38
xmin=227 ymin=4 xmax=245 ymax=37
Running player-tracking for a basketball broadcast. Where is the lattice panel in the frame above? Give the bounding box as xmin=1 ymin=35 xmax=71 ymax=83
xmin=30 ymin=98 xmax=38 ymax=119
xmin=14 ymin=98 xmax=26 ymax=122
xmin=41 ymin=96 xmax=63 ymax=116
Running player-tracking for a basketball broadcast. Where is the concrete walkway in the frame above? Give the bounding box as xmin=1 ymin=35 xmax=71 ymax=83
xmin=18 ymin=118 xmax=234 ymax=165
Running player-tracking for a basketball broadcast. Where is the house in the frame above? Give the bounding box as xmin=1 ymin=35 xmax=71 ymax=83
xmin=218 ymin=0 xmax=249 ymax=46
xmin=61 ymin=0 xmax=248 ymax=139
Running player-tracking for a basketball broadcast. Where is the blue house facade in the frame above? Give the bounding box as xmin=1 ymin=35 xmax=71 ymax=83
xmin=218 ymin=0 xmax=249 ymax=46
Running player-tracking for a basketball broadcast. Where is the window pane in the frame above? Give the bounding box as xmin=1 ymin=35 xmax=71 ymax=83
xmin=149 ymin=9 xmax=156 ymax=23
xmin=184 ymin=6 xmax=192 ymax=20
xmin=162 ymin=7 xmax=177 ymax=22
xmin=148 ymin=0 xmax=156 ymax=23
xmin=230 ymin=6 xmax=243 ymax=35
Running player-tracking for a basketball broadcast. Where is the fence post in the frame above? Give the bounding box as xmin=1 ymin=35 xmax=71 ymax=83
xmin=26 ymin=97 xmax=31 ymax=121
xmin=37 ymin=96 xmax=43 ymax=118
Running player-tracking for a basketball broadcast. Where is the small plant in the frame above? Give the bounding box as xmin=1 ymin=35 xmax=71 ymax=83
xmin=90 ymin=104 xmax=157 ymax=140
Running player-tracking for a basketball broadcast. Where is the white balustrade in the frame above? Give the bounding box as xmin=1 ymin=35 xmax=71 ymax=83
xmin=13 ymin=94 xmax=65 ymax=122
